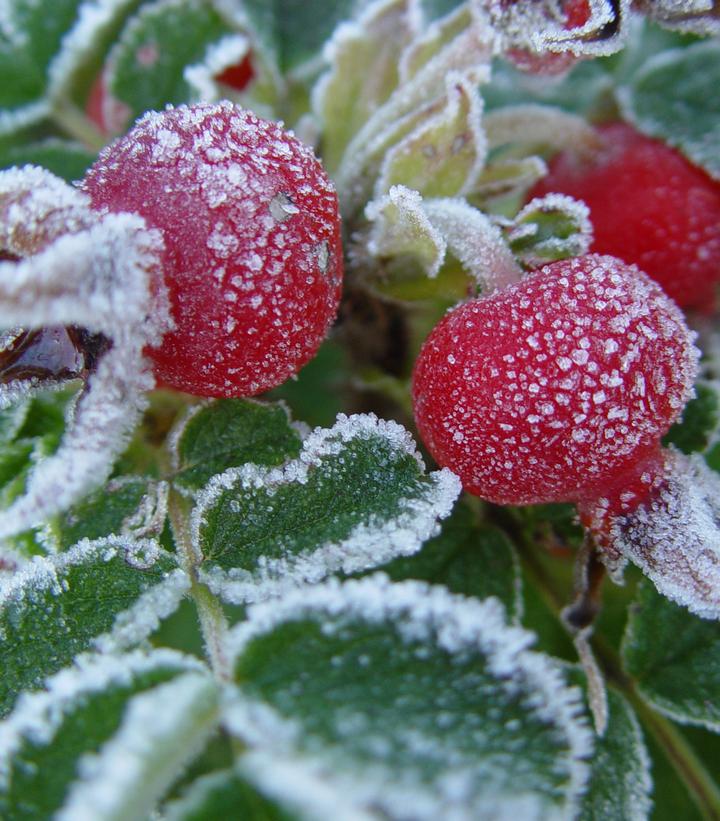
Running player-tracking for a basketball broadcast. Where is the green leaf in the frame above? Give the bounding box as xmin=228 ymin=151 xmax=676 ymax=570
xmin=0 ymin=0 xmax=82 ymax=119
xmin=578 ymin=688 xmax=652 ymax=820
xmin=165 ymin=767 xmax=297 ymax=821
xmin=0 ymin=0 xmax=139 ymax=132
xmin=0 ymin=649 xmax=210 ymax=821
xmin=55 ymin=665 xmax=219 ymax=821
xmin=0 ymin=138 xmax=94 ymax=181
xmin=419 ymin=0 xmax=466 ymax=21
xmin=507 ymin=193 xmax=593 ymax=266
xmin=49 ymin=476 xmax=166 ymax=550
xmin=170 ymin=399 xmax=302 ymax=495
xmin=374 ymin=501 xmax=522 ymax=620
xmin=0 ymin=537 xmax=189 ymax=716
xmin=228 ymin=576 xmax=593 ymax=819
xmin=239 ymin=0 xmax=360 ymax=73
xmin=663 ymin=381 xmax=720 ymax=456
xmin=622 ymin=580 xmax=720 ymax=732
xmin=621 ymin=40 xmax=720 ymax=180
xmin=377 ymin=71 xmax=486 ymax=198
xmin=194 ymin=414 xmax=460 ymax=603
xmin=315 ymin=0 xmax=411 ymax=174
xmin=0 ymin=390 xmax=75 ymax=555
xmin=106 ymin=0 xmax=234 ymax=131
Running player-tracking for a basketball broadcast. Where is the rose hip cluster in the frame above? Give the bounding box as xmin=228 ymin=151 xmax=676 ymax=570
xmin=82 ymin=101 xmax=343 ymax=397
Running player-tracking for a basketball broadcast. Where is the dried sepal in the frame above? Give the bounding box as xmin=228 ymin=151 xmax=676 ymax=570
xmin=473 ymin=0 xmax=630 ymax=60
xmin=375 ymin=70 xmax=487 ymax=199
xmin=586 ymin=449 xmax=720 ymax=620
xmin=0 ymin=166 xmax=95 ymax=257
xmin=331 ymin=5 xmax=494 ymax=212
xmin=0 ymin=168 xmax=169 ymax=538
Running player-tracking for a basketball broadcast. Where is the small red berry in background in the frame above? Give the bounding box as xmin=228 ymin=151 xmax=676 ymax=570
xmin=215 ymin=53 xmax=255 ymax=92
xmin=412 ymin=254 xmax=698 ymax=514
xmin=529 ymin=122 xmax=720 ymax=310
xmin=82 ymin=102 xmax=343 ymax=398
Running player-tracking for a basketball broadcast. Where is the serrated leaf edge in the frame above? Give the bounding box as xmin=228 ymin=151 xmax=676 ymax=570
xmin=192 ymin=413 xmax=461 ymax=603
xmin=225 ymin=574 xmax=594 ymax=819
xmin=0 ymin=647 xmax=206 ymax=790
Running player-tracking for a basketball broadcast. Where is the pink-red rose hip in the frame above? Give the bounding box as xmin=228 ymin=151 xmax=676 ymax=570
xmin=412 ymin=255 xmax=698 ymax=513
xmin=529 ymin=123 xmax=720 ymax=310
xmin=82 ymin=102 xmax=343 ymax=397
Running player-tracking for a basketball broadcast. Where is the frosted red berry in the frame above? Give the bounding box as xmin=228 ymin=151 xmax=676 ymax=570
xmin=412 ymin=254 xmax=698 ymax=510
xmin=82 ymin=102 xmax=343 ymax=397
xmin=529 ymin=122 xmax=720 ymax=310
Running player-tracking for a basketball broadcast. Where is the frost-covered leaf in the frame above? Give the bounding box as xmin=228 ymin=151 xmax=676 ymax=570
xmin=484 ymin=104 xmax=600 ymax=154
xmin=594 ymin=449 xmax=720 ymax=620
xmin=366 ymin=185 xmax=447 ymax=278
xmin=471 ymin=155 xmax=547 ymax=201
xmin=0 ymin=390 xmax=74 ymax=556
xmin=0 ymin=139 xmax=94 ymax=181
xmin=376 ymin=71 xmax=487 ymax=198
xmin=483 ymin=58 xmax=613 ymax=117
xmin=0 ymin=0 xmax=141 ymax=133
xmin=506 ymin=193 xmax=593 ymax=267
xmin=621 ymin=40 xmax=720 ymax=180
xmin=193 ymin=413 xmax=460 ymax=604
xmin=622 ymin=579 xmax=720 ymax=732
xmin=0 ymin=537 xmax=189 ymax=716
xmin=422 ymin=196 xmax=522 ymax=291
xmin=0 ymin=649 xmax=209 ymax=821
xmin=578 ymin=686 xmax=652 ymax=820
xmin=366 ymin=185 xmax=521 ymax=292
xmin=55 ymin=666 xmax=219 ymax=821
xmin=49 ymin=476 xmax=167 ymax=551
xmin=372 ymin=501 xmax=522 ymax=620
xmin=314 ymin=0 xmax=416 ymax=175
xmin=226 ymin=575 xmax=593 ymax=820
xmin=334 ymin=5 xmax=493 ymax=211
xmin=105 ymin=0 xmax=235 ymax=133
xmin=664 ymin=381 xmax=720 ymax=456
xmin=165 ymin=766 xmax=301 ymax=821
xmin=169 ymin=399 xmax=302 ymax=496
xmin=220 ymin=0 xmax=360 ymax=73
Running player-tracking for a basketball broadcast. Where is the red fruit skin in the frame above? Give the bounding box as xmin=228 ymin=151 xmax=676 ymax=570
xmin=82 ymin=102 xmax=343 ymax=398
xmin=412 ymin=254 xmax=698 ymax=508
xmin=529 ymin=123 xmax=720 ymax=310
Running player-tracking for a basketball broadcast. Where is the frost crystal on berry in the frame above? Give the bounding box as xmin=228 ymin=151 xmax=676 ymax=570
xmin=83 ymin=102 xmax=343 ymax=398
xmin=412 ymin=254 xmax=698 ymax=506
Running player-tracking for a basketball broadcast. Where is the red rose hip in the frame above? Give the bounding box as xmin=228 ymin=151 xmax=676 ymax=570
xmin=82 ymin=102 xmax=343 ymax=397
xmin=412 ymin=254 xmax=698 ymax=511
xmin=529 ymin=122 xmax=720 ymax=310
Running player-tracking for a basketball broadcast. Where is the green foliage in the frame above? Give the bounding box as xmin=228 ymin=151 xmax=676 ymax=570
xmin=170 ymin=399 xmax=302 ymax=494
xmin=0 ymin=1 xmax=718 ymax=818
xmin=623 ymin=581 xmax=720 ymax=731
xmin=0 ymin=539 xmax=186 ymax=716
xmin=106 ymin=0 xmax=234 ymax=131
xmin=622 ymin=40 xmax=720 ymax=180
xmin=230 ymin=576 xmax=592 ymax=819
